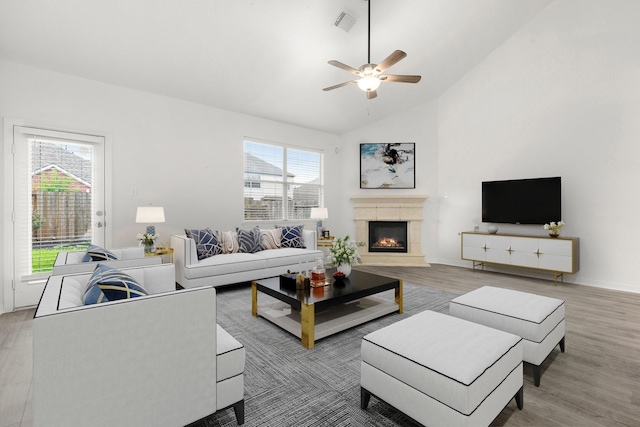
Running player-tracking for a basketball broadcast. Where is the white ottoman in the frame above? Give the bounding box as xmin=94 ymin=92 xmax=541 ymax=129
xmin=361 ymin=310 xmax=523 ymax=427
xmin=449 ymin=286 xmax=565 ymax=387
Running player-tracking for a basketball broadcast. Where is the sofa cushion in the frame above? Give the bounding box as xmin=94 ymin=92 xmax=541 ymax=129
xmin=217 ymin=230 xmax=240 ymax=254
xmin=253 ymin=247 xmax=323 ymax=268
xmin=279 ymin=225 xmax=305 ymax=248
xmin=184 ymin=253 xmax=268 ymax=279
xmin=185 ymin=228 xmax=222 ymax=260
xmin=81 ymin=244 xmax=118 ymax=262
xmin=59 ymin=277 xmax=86 ymax=309
xmin=84 ymin=264 xmax=148 ymax=305
xmin=236 ymin=226 xmax=263 ymax=253
xmin=260 ymin=228 xmax=282 ymax=249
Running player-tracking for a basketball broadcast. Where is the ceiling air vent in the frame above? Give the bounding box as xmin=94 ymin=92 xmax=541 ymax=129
xmin=334 ymin=11 xmax=356 ymax=32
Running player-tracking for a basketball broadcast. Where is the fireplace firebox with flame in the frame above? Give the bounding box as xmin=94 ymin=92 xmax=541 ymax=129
xmin=368 ymin=221 xmax=408 ymax=253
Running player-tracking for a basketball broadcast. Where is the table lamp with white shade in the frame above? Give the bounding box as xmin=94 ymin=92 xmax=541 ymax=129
xmin=136 ymin=206 xmax=165 ymax=235
xmin=310 ymin=207 xmax=328 ymax=236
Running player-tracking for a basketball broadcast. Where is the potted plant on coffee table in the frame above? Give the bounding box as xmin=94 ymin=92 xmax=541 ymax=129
xmin=329 ymin=236 xmax=364 ymax=278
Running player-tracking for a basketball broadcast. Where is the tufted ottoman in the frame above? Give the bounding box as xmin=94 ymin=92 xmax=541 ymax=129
xmin=360 ymin=310 xmax=523 ymax=427
xmin=449 ymin=286 xmax=565 ymax=387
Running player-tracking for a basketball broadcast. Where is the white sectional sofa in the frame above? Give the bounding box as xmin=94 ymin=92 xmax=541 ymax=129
xmin=171 ymin=229 xmax=323 ymax=288
xmin=52 ymin=246 xmax=160 ymax=275
xmin=33 ymin=263 xmax=245 ymax=427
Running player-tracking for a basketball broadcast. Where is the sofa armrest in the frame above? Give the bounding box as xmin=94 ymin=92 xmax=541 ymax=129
xmin=303 ymin=229 xmax=317 ymax=251
xmin=33 ymin=286 xmax=218 ymax=427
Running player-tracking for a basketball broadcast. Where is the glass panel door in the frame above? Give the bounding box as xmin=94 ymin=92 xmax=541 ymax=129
xmin=12 ymin=126 xmax=105 ymax=308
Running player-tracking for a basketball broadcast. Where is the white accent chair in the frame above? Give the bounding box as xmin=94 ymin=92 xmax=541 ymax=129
xmin=33 ymin=263 xmax=245 ymax=427
xmin=52 ymin=246 xmax=161 ymax=275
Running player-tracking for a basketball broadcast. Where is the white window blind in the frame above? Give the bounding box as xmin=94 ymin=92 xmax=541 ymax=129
xmin=16 ymin=129 xmax=98 ymax=276
xmin=244 ymin=139 xmax=323 ymax=221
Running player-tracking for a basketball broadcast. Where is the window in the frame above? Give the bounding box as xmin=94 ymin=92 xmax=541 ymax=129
xmin=244 ymin=174 xmax=261 ymax=188
xmin=244 ymin=139 xmax=323 ymax=221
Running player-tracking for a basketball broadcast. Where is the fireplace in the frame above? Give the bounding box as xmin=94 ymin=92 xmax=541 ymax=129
xmin=351 ymin=195 xmax=429 ymax=266
xmin=368 ymin=221 xmax=408 ymax=253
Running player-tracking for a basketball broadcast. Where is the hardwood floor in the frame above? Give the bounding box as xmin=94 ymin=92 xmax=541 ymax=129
xmin=1 ymin=264 xmax=639 ymax=426
xmin=358 ymin=265 xmax=640 ymax=427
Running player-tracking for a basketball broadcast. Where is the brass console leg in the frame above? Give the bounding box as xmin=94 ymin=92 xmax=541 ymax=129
xmin=553 ymin=272 xmax=564 ymax=286
xmin=300 ymin=302 xmax=315 ymax=349
xmin=395 ymin=280 xmax=404 ymax=314
xmin=251 ymin=281 xmax=258 ymax=317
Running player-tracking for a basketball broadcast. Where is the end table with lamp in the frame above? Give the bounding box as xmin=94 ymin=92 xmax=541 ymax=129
xmin=136 ymin=205 xmax=165 ymax=254
xmin=147 ymin=246 xmax=174 ymax=264
xmin=310 ymin=207 xmax=328 ymax=237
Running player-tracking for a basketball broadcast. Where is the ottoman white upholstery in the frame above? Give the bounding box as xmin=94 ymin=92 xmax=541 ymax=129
xmin=361 ymin=310 xmax=523 ymax=427
xmin=449 ymin=286 xmax=565 ymax=387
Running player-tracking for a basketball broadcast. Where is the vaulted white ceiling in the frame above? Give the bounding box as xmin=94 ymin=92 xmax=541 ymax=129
xmin=0 ymin=0 xmax=552 ymax=134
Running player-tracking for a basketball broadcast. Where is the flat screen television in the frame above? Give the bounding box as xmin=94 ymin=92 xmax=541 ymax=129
xmin=482 ymin=177 xmax=561 ymax=224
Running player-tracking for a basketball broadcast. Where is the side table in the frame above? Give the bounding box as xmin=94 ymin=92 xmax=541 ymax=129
xmin=317 ymin=236 xmax=334 ymax=264
xmin=146 ymin=247 xmax=174 ymax=264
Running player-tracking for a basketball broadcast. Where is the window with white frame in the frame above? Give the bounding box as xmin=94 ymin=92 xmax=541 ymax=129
xmin=244 ymin=139 xmax=323 ymax=221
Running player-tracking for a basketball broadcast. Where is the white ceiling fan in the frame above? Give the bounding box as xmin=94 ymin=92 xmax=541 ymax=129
xmin=323 ymin=0 xmax=421 ymax=99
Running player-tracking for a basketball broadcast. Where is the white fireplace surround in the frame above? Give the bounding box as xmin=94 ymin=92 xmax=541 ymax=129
xmin=351 ymin=195 xmax=430 ymax=267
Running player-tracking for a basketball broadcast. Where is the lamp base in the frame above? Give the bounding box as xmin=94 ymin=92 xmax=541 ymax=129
xmin=146 ymin=225 xmax=156 ymax=235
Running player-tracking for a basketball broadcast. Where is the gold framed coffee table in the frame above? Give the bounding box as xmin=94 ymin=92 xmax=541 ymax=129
xmin=252 ymin=269 xmax=402 ymax=349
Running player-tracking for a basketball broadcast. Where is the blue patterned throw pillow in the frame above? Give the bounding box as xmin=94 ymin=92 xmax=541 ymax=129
xmin=236 ymin=226 xmax=263 ymax=253
xmin=279 ymin=225 xmax=305 ymax=248
xmin=185 ymin=228 xmax=222 ymax=260
xmin=81 ymin=244 xmax=118 ymax=262
xmin=84 ymin=264 xmax=148 ymax=305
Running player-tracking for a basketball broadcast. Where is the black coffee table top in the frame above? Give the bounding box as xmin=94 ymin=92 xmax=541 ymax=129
xmin=254 ymin=268 xmax=401 ymax=312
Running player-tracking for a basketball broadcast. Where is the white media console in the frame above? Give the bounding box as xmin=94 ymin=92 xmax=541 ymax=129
xmin=461 ymin=232 xmax=579 ymax=284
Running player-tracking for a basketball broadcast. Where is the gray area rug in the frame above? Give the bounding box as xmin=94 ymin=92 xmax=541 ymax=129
xmin=190 ymin=283 xmax=458 ymax=427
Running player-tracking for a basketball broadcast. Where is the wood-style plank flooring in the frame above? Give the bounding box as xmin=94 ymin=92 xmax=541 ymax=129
xmin=1 ymin=264 xmax=639 ymax=427
xmin=358 ymin=265 xmax=640 ymax=427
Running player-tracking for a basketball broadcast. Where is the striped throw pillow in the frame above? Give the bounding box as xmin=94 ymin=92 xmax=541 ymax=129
xmin=237 ymin=226 xmax=263 ymax=253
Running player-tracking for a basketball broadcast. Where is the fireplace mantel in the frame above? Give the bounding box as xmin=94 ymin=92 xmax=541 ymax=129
xmin=351 ymin=195 xmax=429 ymax=267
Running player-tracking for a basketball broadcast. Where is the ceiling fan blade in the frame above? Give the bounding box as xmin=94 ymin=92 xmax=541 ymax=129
xmin=380 ymin=74 xmax=422 ymax=83
xmin=367 ymin=90 xmax=378 ymax=100
xmin=323 ymin=80 xmax=358 ymax=91
xmin=328 ymin=60 xmax=360 ymax=75
xmin=375 ymin=50 xmax=407 ymax=73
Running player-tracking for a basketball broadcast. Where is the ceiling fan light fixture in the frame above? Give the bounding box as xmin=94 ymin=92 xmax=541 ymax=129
xmin=323 ymin=0 xmax=421 ymax=97
xmin=358 ymin=75 xmax=381 ymax=92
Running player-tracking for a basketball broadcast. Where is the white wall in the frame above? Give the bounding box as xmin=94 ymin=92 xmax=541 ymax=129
xmin=436 ymin=0 xmax=640 ymax=292
xmin=340 ymin=0 xmax=640 ymax=293
xmin=340 ymin=101 xmax=439 ymax=263
xmin=0 ymin=59 xmax=341 ymax=312
xmin=3 ymin=0 xmax=640 ymax=313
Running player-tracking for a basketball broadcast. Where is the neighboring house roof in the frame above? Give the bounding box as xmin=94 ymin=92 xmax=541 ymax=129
xmin=32 ymin=164 xmax=92 ymax=189
xmin=31 ymin=142 xmax=92 ymax=185
xmin=244 ymin=152 xmax=294 ymax=178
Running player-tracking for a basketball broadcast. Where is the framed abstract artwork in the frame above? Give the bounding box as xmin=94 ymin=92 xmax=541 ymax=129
xmin=360 ymin=143 xmax=415 ymax=189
